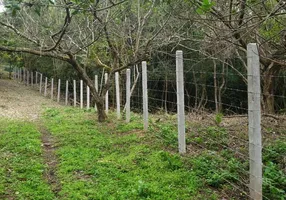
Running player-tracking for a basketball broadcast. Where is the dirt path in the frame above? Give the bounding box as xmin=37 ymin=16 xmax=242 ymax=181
xmin=39 ymin=124 xmax=62 ymax=197
xmin=0 ymin=79 xmax=62 ymax=197
xmin=0 ymin=79 xmax=59 ymax=120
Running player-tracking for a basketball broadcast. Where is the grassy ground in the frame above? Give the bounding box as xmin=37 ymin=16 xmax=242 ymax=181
xmin=43 ymin=108 xmax=212 ymax=199
xmin=0 ymin=107 xmax=285 ymax=199
xmin=0 ymin=119 xmax=55 ymax=199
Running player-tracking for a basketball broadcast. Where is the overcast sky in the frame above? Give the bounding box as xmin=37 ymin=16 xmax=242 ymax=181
xmin=0 ymin=0 xmax=4 ymax=13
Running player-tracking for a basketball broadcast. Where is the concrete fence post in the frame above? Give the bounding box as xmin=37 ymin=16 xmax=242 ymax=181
xmin=40 ymin=74 xmax=43 ymax=93
xmin=80 ymin=80 xmax=83 ymax=109
xmin=105 ymin=73 xmax=108 ymax=114
xmin=73 ymin=80 xmax=77 ymax=107
xmin=176 ymin=50 xmax=186 ymax=154
xmin=142 ymin=61 xmax=148 ymax=131
xmin=65 ymin=80 xmax=69 ymax=106
xmin=35 ymin=72 xmax=38 ymax=86
xmin=247 ymin=43 xmax=262 ymax=200
xmin=57 ymin=79 xmax=61 ymax=103
xmin=115 ymin=72 xmax=120 ymax=119
xmin=126 ymin=69 xmax=131 ymax=122
xmin=51 ymin=78 xmax=54 ymax=100
xmin=94 ymin=75 xmax=98 ymax=111
xmin=23 ymin=68 xmax=25 ymax=83
xmin=44 ymin=77 xmax=47 ymax=97
xmin=13 ymin=68 xmax=15 ymax=79
xmin=27 ymin=70 xmax=29 ymax=86
xmin=31 ymin=71 xmax=33 ymax=87
xmin=87 ymin=86 xmax=90 ymax=110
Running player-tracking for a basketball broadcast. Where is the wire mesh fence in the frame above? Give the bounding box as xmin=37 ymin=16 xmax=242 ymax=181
xmin=13 ymin=43 xmax=286 ymax=200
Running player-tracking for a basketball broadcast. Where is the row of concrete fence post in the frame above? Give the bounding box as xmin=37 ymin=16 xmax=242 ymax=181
xmin=13 ymin=43 xmax=262 ymax=200
xmin=13 ymin=66 xmax=145 ymax=125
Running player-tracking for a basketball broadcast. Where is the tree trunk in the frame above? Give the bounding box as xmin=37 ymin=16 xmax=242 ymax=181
xmin=218 ymin=61 xmax=226 ymax=113
xmin=198 ymin=84 xmax=206 ymax=111
xmin=262 ymin=63 xmax=279 ymax=114
xmin=9 ymin=64 xmax=12 ymax=79
xmin=67 ymin=53 xmax=108 ymax=122
xmin=164 ymin=74 xmax=168 ymax=113
xmin=213 ymin=60 xmax=219 ymax=113
xmin=192 ymin=69 xmax=198 ymax=110
xmin=95 ymin=98 xmax=107 ymax=122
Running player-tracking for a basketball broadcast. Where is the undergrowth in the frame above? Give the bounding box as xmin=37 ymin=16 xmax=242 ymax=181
xmin=0 ymin=119 xmax=54 ymax=199
xmin=43 ymin=108 xmax=210 ymax=199
xmin=149 ymin=114 xmax=285 ymax=199
xmin=0 ymin=108 xmax=284 ymax=200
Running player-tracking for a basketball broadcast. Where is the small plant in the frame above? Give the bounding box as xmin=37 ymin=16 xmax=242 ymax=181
xmin=155 ymin=124 xmax=178 ymax=148
xmin=214 ymin=113 xmax=223 ymax=126
xmin=159 ymin=151 xmax=183 ymax=170
xmin=189 ymin=152 xmax=240 ymax=188
xmin=263 ymin=140 xmax=286 ymax=199
xmin=44 ymin=108 xmax=60 ymax=117
xmin=42 ymin=108 xmax=203 ymax=199
xmin=137 ymin=180 xmax=151 ymax=198
xmin=263 ymin=162 xmax=286 ymax=200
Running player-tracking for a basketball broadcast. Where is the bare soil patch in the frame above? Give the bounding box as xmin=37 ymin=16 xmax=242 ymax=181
xmin=0 ymin=79 xmax=59 ymax=120
xmin=0 ymin=79 xmax=62 ymax=196
xmin=39 ymin=125 xmax=61 ymax=197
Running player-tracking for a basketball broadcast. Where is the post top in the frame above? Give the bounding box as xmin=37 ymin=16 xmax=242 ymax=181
xmin=247 ymin=43 xmax=258 ymax=49
xmin=247 ymin=43 xmax=258 ymax=54
xmin=176 ymin=50 xmax=183 ymax=54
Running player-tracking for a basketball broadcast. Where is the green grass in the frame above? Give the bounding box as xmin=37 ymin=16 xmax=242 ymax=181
xmin=149 ymin=114 xmax=285 ymax=199
xmin=0 ymin=107 xmax=284 ymax=199
xmin=43 ymin=108 xmax=207 ymax=199
xmin=0 ymin=119 xmax=55 ymax=200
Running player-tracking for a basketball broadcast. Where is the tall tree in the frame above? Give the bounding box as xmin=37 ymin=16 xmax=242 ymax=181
xmin=0 ymin=0 xmax=171 ymax=121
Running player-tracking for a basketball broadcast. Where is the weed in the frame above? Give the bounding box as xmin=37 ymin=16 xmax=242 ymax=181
xmin=154 ymin=123 xmax=178 ymax=149
xmin=0 ymin=119 xmax=54 ymax=199
xmin=137 ymin=180 xmax=152 ymax=198
xmin=263 ymin=140 xmax=286 ymax=200
xmin=263 ymin=162 xmax=286 ymax=200
xmin=188 ymin=151 xmax=241 ymax=188
xmin=214 ymin=113 xmax=223 ymax=126
xmin=2 ymin=107 xmax=284 ymax=200
xmin=263 ymin=139 xmax=286 ymax=168
xmin=43 ymin=108 xmax=203 ymax=199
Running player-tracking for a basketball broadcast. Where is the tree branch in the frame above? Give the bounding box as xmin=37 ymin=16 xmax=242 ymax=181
xmin=0 ymin=46 xmax=69 ymax=62
xmin=43 ymin=6 xmax=72 ymax=52
xmin=0 ymin=21 xmax=39 ymax=45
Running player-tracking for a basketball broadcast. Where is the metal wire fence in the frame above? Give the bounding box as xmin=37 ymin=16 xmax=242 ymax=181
xmin=13 ymin=43 xmax=286 ymax=200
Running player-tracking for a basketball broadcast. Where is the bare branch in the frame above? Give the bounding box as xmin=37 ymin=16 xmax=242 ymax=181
xmin=43 ymin=6 xmax=72 ymax=52
xmin=0 ymin=45 xmax=69 ymax=62
xmin=0 ymin=21 xmax=39 ymax=45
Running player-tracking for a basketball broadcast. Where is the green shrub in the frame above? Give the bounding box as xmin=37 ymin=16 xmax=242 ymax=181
xmin=155 ymin=124 xmax=177 ymax=148
xmin=263 ymin=162 xmax=286 ymax=200
xmin=263 ymin=140 xmax=286 ymax=200
xmin=214 ymin=113 xmax=223 ymax=126
xmin=189 ymin=152 xmax=240 ymax=188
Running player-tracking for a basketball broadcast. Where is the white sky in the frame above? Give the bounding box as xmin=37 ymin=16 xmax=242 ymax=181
xmin=0 ymin=6 xmax=4 ymax=13
xmin=0 ymin=0 xmax=4 ymax=13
